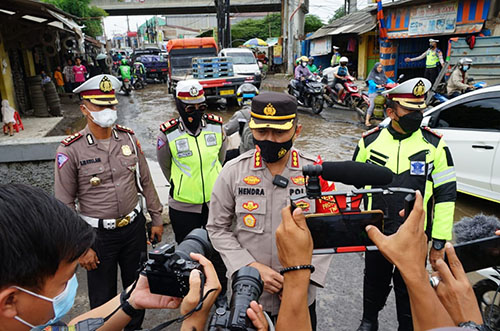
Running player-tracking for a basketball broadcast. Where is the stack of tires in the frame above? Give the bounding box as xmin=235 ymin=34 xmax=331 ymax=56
xmin=43 ymin=80 xmax=61 ymax=116
xmin=27 ymin=76 xmax=50 ymax=117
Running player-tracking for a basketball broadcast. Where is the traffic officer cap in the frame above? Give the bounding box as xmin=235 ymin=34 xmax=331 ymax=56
xmin=333 ymin=45 xmax=339 ymax=49
xmin=429 ymin=38 xmax=439 ymax=43
xmin=176 ymin=79 xmax=205 ymax=104
xmin=73 ymin=74 xmax=122 ymax=106
xmin=249 ymin=92 xmax=297 ymax=130
xmin=382 ymin=78 xmax=432 ymax=110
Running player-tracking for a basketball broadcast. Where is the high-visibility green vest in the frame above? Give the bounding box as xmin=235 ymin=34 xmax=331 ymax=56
xmin=426 ymin=49 xmax=440 ymax=68
xmin=166 ymin=119 xmax=223 ymax=204
xmin=353 ymin=125 xmax=456 ymax=240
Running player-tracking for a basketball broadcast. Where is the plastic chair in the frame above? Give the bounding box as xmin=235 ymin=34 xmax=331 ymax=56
xmin=13 ymin=111 xmax=24 ymax=132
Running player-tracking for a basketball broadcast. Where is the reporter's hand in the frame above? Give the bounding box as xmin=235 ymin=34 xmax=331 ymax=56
xmin=180 ymin=253 xmax=221 ymax=315
xmin=276 ymin=206 xmax=313 ymax=268
xmin=128 ymin=275 xmax=181 ymax=310
xmin=366 ymin=191 xmax=428 ymax=279
xmin=434 ymin=243 xmax=483 ymax=325
xmin=79 ymin=248 xmax=100 ymax=271
xmin=249 ymin=262 xmax=283 ymax=294
xmin=149 ymin=225 xmax=163 ymax=244
xmin=429 ymin=247 xmax=445 ymax=271
xmin=247 ymin=301 xmax=269 ymax=331
xmin=496 ymin=230 xmax=500 ymax=236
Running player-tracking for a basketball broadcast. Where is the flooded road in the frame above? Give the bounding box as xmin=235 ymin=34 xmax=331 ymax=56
xmin=67 ymin=81 xmax=499 ymax=331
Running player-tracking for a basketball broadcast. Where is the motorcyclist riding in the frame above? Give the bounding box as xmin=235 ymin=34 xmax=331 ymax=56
xmin=118 ymin=58 xmax=132 ymax=82
xmin=447 ymin=57 xmax=473 ymax=98
xmin=307 ymin=56 xmax=318 ymax=74
xmin=294 ymin=55 xmax=312 ymax=105
xmin=333 ymin=57 xmax=350 ymax=104
xmin=133 ymin=58 xmax=146 ymax=86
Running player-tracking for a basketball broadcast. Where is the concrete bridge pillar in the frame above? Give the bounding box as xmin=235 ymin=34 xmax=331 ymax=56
xmin=283 ymin=0 xmax=307 ymax=75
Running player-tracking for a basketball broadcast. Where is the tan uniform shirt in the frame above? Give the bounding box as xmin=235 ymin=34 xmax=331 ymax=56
xmin=206 ymin=148 xmax=332 ymax=315
xmin=156 ymin=116 xmax=227 ymax=213
xmin=54 ymin=125 xmax=163 ymax=226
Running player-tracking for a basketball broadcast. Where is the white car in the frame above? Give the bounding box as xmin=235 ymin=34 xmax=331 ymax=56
xmin=420 ymin=86 xmax=500 ymax=203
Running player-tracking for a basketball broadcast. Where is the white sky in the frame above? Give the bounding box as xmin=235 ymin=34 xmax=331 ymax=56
xmin=103 ymin=0 xmax=368 ymax=36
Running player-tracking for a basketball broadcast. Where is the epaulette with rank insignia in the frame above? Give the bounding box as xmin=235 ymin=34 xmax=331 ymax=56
xmin=61 ymin=133 xmax=83 ymax=146
xmin=362 ymin=126 xmax=381 ymax=138
xmin=160 ymin=118 xmax=179 ymax=133
xmin=115 ymin=124 xmax=135 ymax=134
xmin=422 ymin=126 xmax=442 ymax=138
xmin=205 ymin=113 xmax=223 ymax=125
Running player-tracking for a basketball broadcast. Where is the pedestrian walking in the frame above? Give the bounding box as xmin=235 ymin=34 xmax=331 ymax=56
xmin=73 ymin=57 xmax=87 ymax=89
xmin=54 ymin=74 xmax=164 ymax=331
xmin=54 ymin=66 xmax=65 ymax=95
xmin=63 ymin=59 xmax=75 ymax=93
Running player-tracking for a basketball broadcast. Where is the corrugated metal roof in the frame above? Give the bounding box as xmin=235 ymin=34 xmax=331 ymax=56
xmin=307 ymin=10 xmax=376 ymax=40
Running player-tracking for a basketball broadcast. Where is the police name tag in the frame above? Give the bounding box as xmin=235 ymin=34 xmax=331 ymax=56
xmin=205 ymin=133 xmax=217 ymax=147
xmin=410 ymin=161 xmax=426 ymax=176
xmin=176 ymin=138 xmax=189 ymax=153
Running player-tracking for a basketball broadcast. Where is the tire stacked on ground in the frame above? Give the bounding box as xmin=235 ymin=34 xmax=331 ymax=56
xmin=43 ymin=80 xmax=62 ymax=116
xmin=27 ymin=75 xmax=50 ymax=117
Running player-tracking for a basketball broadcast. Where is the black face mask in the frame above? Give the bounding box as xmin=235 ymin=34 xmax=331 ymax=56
xmin=253 ymin=136 xmax=294 ymax=163
xmin=396 ymin=110 xmax=423 ymax=133
xmin=176 ymin=99 xmax=202 ymax=132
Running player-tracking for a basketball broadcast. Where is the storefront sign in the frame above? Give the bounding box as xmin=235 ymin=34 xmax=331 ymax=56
xmin=310 ymin=37 xmax=332 ymax=56
xmin=408 ymin=1 xmax=458 ymax=36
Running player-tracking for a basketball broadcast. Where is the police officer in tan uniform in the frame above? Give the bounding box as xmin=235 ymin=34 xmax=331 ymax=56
xmin=206 ymin=92 xmax=332 ymax=330
xmin=54 ymin=74 xmax=163 ymax=330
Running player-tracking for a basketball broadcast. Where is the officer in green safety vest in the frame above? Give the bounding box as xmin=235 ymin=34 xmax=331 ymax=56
xmin=353 ymin=78 xmax=456 ymax=331
xmin=157 ymin=79 xmax=227 ymax=243
xmin=405 ymin=39 xmax=444 ymax=84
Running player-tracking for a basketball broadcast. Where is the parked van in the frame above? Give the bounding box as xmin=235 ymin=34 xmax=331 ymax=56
xmin=219 ymin=48 xmax=261 ymax=88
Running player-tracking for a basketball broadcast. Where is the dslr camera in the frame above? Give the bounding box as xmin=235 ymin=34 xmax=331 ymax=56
xmin=209 ymin=266 xmax=263 ymax=331
xmin=145 ymin=228 xmax=213 ymax=297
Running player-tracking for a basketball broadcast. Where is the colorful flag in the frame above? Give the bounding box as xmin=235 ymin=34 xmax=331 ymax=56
xmin=377 ymin=0 xmax=388 ymax=40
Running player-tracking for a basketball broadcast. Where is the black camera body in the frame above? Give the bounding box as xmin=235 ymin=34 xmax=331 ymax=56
xmin=145 ymin=228 xmax=213 ymax=298
xmin=209 ymin=266 xmax=263 ymax=331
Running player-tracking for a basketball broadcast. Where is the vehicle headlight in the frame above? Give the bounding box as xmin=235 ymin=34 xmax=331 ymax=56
xmin=255 ymin=71 xmax=261 ymax=76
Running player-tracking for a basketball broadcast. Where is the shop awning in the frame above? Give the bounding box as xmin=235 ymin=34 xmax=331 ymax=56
xmin=265 ymin=37 xmax=279 ymax=46
xmin=307 ymin=10 xmax=376 ymax=40
xmin=385 ymin=0 xmax=491 ymax=39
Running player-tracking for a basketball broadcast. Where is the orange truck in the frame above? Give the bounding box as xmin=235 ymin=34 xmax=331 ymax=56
xmin=167 ymin=37 xmax=252 ymax=103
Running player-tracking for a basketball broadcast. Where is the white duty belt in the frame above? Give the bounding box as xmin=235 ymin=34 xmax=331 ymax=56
xmin=79 ymin=202 xmax=141 ymax=230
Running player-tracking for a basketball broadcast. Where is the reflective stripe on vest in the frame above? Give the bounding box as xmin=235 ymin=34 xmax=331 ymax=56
xmin=426 ymin=49 xmax=440 ymax=68
xmin=167 ymin=124 xmax=223 ymax=204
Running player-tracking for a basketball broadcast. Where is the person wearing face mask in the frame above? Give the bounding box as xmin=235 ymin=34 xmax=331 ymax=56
xmin=54 ymin=74 xmax=164 ymax=331
xmin=207 ymin=92 xmax=333 ymax=330
xmin=352 ymin=78 xmax=457 ymax=331
xmin=0 ymin=184 xmax=224 ymax=331
xmin=405 ymin=39 xmax=445 ymax=84
xmin=447 ymin=58 xmax=474 ymax=98
xmin=294 ymin=56 xmax=312 ymax=105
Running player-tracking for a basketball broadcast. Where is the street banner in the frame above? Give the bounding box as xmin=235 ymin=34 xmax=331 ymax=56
xmin=408 ymin=1 xmax=458 ymax=36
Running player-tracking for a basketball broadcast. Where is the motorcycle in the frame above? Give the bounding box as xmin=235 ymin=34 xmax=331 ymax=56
xmin=429 ymin=77 xmax=487 ymax=106
xmin=474 ymin=267 xmax=500 ymax=330
xmin=121 ymin=78 xmax=132 ymax=96
xmin=133 ymin=74 xmax=146 ymax=90
xmin=288 ymin=75 xmax=324 ymax=114
xmin=322 ymin=74 xmax=368 ymax=113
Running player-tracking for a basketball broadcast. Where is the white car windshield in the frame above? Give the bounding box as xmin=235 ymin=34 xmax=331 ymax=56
xmin=227 ymin=53 xmax=256 ymax=65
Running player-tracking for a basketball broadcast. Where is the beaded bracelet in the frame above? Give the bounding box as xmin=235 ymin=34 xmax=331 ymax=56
xmin=279 ymin=264 xmax=315 ymax=275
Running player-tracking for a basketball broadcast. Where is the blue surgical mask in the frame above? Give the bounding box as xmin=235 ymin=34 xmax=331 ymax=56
xmin=13 ymin=274 xmax=78 ymax=330
xmin=462 ymin=65 xmax=469 ymax=71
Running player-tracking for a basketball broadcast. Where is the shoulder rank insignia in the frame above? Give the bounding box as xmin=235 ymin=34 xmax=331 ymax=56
xmin=362 ymin=126 xmax=381 ymax=138
xmin=254 ymin=149 xmax=263 ymax=168
xmin=61 ymin=133 xmax=83 ymax=146
xmin=291 ymin=150 xmax=299 ymax=168
xmin=422 ymin=126 xmax=442 ymax=138
xmin=115 ymin=125 xmax=135 ymax=134
xmin=206 ymin=113 xmax=223 ymax=124
xmin=160 ymin=118 xmax=179 ymax=133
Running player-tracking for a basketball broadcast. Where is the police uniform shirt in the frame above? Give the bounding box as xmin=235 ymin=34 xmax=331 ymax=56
xmin=206 ymin=148 xmax=332 ymax=315
xmin=55 ymin=125 xmax=163 ymax=225
xmin=156 ymin=115 xmax=227 ymax=213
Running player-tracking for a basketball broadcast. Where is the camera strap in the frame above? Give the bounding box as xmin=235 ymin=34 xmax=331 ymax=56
xmin=147 ymin=275 xmax=218 ymax=331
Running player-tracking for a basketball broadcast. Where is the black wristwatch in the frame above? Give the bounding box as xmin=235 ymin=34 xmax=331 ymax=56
xmin=120 ymin=291 xmax=144 ymax=318
xmin=432 ymin=239 xmax=446 ymax=250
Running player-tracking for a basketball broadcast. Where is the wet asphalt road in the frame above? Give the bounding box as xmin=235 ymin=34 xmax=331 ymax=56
xmin=65 ymin=80 xmax=500 ymax=330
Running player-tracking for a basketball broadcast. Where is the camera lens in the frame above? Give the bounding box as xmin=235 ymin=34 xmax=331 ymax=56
xmin=175 ymin=228 xmax=214 ymax=261
xmin=228 ymin=266 xmax=263 ymax=330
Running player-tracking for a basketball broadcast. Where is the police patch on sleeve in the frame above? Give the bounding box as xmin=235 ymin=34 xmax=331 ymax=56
xmin=410 ymin=161 xmax=426 ymax=175
xmin=57 ymin=153 xmax=69 ymax=169
xmin=205 ymin=133 xmax=217 ymax=147
xmin=157 ymin=137 xmax=166 ymax=150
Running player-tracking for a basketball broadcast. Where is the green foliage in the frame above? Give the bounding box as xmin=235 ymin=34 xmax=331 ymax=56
xmin=43 ymin=0 xmax=108 ymax=37
xmin=328 ymin=7 xmax=346 ymax=24
xmin=231 ymin=13 xmax=281 ymax=47
xmin=305 ymin=14 xmax=323 ymax=34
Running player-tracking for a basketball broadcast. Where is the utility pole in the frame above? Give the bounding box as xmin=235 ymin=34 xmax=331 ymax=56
xmin=215 ymin=0 xmax=230 ymax=49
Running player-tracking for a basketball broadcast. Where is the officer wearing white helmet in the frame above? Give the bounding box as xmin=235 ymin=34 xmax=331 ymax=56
xmin=353 ymin=78 xmax=456 ymax=331
xmin=54 ymin=74 xmax=164 ymax=330
xmin=405 ymin=39 xmax=445 ymax=84
xmin=332 ymin=56 xmax=350 ymax=103
xmin=447 ymin=58 xmax=474 ymax=98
